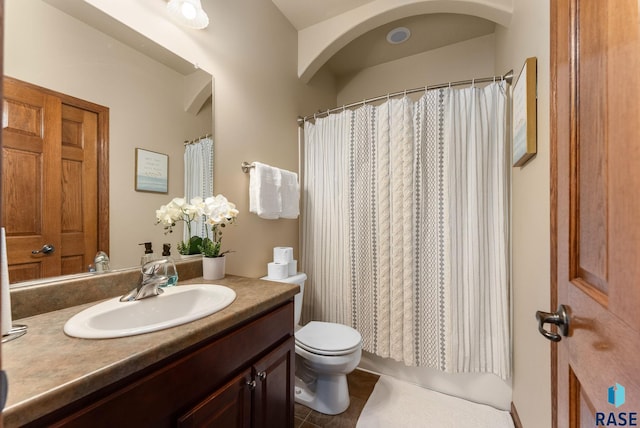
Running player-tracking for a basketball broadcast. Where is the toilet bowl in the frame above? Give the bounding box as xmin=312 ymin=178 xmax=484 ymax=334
xmin=262 ymin=273 xmax=362 ymax=415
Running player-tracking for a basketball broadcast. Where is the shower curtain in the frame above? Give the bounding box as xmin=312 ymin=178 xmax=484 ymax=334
xmin=302 ymin=81 xmax=510 ymax=379
xmin=184 ymin=137 xmax=214 ymax=240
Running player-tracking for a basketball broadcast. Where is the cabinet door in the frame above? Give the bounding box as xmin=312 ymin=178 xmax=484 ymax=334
xmin=252 ymin=337 xmax=295 ymax=428
xmin=177 ymin=368 xmax=252 ymax=428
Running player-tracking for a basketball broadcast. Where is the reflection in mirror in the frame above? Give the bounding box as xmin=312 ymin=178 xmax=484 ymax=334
xmin=3 ymin=0 xmax=213 ymax=286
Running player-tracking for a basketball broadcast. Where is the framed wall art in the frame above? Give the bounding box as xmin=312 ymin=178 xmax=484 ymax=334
xmin=512 ymin=57 xmax=538 ymax=167
xmin=135 ymin=148 xmax=168 ymax=193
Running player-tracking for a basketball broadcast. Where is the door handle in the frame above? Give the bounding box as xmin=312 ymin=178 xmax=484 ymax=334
xmin=32 ymin=244 xmax=55 ymax=255
xmin=536 ymin=304 xmax=570 ymax=342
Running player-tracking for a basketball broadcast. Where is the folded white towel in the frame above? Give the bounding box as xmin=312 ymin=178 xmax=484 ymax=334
xmin=249 ymin=162 xmax=281 ymax=219
xmin=279 ymin=169 xmax=299 ymax=219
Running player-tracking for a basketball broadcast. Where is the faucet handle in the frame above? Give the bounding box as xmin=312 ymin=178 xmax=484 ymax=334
xmin=141 ymin=258 xmax=171 ymax=275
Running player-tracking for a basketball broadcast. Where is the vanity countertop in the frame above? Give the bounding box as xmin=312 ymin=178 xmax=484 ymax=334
xmin=2 ymin=275 xmax=298 ymax=428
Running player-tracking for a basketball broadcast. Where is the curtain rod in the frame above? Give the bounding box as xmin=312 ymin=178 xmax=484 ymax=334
xmin=183 ymin=133 xmax=212 ymax=146
xmin=297 ymin=70 xmax=513 ymax=125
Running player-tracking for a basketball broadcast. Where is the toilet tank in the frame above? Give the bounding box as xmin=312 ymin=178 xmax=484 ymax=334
xmin=261 ymin=273 xmax=306 ymax=326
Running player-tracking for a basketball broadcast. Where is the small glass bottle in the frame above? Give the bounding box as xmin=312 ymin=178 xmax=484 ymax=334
xmin=158 ymin=257 xmax=178 ymax=287
xmin=160 ymin=243 xmax=177 ymax=286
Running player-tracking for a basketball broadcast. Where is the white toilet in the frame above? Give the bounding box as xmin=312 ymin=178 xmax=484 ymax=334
xmin=263 ymin=273 xmax=362 ymax=415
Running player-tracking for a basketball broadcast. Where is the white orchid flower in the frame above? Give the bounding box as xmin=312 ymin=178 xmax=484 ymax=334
xmin=156 ymin=194 xmax=237 ymax=256
xmin=171 ymin=197 xmax=186 ymax=208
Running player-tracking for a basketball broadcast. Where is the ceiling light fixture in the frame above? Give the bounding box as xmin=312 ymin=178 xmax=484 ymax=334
xmin=167 ymin=0 xmax=209 ymax=29
xmin=386 ymin=27 xmax=411 ymax=44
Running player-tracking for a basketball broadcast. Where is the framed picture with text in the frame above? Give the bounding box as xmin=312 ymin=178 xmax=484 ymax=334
xmin=135 ymin=148 xmax=168 ymax=193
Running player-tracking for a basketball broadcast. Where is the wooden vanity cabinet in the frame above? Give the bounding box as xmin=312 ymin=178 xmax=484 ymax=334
xmin=177 ymin=338 xmax=293 ymax=428
xmin=29 ymin=302 xmax=295 ymax=428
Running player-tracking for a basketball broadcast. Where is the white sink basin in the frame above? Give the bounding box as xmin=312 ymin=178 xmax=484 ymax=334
xmin=64 ymin=284 xmax=236 ymax=339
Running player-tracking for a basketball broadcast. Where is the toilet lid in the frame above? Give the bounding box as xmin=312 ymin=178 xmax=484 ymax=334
xmin=295 ymin=321 xmax=362 ymax=356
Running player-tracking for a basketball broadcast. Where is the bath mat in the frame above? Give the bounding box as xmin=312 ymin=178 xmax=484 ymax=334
xmin=356 ymin=375 xmax=514 ymax=428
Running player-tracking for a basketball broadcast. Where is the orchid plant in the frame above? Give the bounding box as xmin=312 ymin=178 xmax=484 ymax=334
xmin=155 ymin=197 xmax=202 ymax=255
xmin=155 ymin=195 xmax=238 ymax=257
xmin=197 ymin=195 xmax=239 ymax=258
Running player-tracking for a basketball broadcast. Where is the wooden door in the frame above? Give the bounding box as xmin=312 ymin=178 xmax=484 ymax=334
xmin=1 ymin=77 xmax=108 ymax=283
xmin=0 ymin=2 xmax=4 ymax=426
xmin=551 ymin=0 xmax=640 ymax=426
xmin=2 ymin=78 xmax=62 ymax=280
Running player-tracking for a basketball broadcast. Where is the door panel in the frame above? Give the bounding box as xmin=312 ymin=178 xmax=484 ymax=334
xmin=2 ymin=147 xmax=41 ymax=234
xmin=574 ymin=0 xmax=608 ymax=295
xmin=60 ymin=104 xmax=98 ymax=275
xmin=571 ymin=373 xmax=598 ymax=427
xmin=552 ymin=0 xmax=640 ymax=426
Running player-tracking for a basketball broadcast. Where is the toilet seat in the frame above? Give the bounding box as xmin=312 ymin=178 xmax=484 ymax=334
xmin=295 ymin=321 xmax=362 ymax=356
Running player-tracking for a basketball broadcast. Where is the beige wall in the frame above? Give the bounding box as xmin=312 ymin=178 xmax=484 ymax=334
xmin=83 ymin=0 xmax=337 ymax=278
xmin=337 ymin=34 xmax=496 ymax=105
xmin=4 ymin=0 xmax=212 ymax=271
xmin=202 ymin=1 xmax=337 ymax=278
xmin=495 ymin=0 xmax=552 ymax=427
xmin=295 ymin=0 xmax=512 ymax=82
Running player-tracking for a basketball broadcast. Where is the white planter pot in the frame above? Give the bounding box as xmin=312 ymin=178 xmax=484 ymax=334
xmin=202 ymin=256 xmax=225 ymax=280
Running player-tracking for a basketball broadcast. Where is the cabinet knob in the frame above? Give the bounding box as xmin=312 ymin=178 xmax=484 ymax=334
xmin=257 ymin=371 xmax=267 ymax=381
xmin=246 ymin=380 xmax=256 ymax=390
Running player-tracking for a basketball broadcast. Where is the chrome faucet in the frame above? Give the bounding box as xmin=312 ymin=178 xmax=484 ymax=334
xmin=94 ymin=251 xmax=111 ymax=273
xmin=120 ymin=259 xmax=171 ymax=302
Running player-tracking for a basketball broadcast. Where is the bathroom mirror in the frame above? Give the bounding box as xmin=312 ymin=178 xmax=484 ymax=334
xmin=3 ymin=0 xmax=213 ymax=285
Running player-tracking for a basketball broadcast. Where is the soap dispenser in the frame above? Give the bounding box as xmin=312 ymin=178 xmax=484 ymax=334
xmin=139 ymin=242 xmax=155 ymax=266
xmin=162 ymin=243 xmax=172 ymax=257
xmin=159 ymin=243 xmax=178 ymax=287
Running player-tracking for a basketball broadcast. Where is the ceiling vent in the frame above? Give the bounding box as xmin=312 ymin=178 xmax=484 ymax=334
xmin=386 ymin=27 xmax=411 ymax=44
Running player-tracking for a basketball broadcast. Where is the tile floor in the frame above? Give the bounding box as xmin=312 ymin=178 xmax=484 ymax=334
xmin=294 ymin=369 xmax=380 ymax=428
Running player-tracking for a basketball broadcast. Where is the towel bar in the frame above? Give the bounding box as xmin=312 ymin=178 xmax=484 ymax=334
xmin=241 ymin=161 xmax=255 ymax=173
